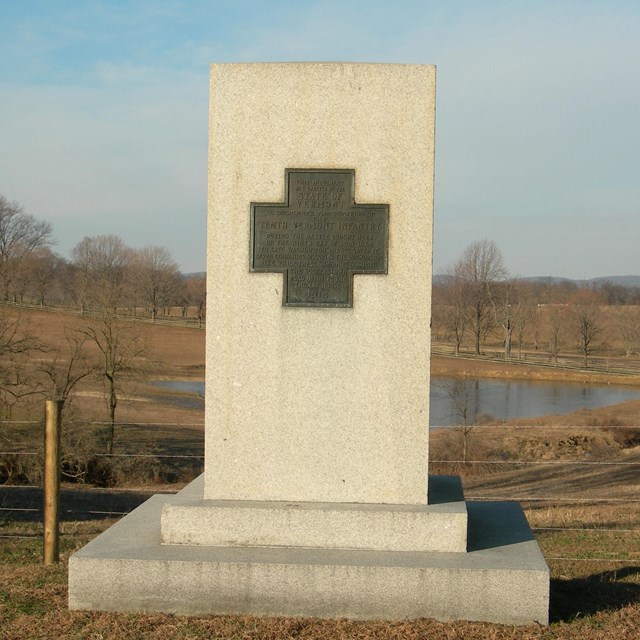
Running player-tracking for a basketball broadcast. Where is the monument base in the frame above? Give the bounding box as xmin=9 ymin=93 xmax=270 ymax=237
xmin=161 ymin=475 xmax=467 ymax=553
xmin=68 ymin=476 xmax=549 ymax=625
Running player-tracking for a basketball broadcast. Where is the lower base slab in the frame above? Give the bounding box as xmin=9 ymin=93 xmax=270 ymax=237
xmin=68 ymin=486 xmax=549 ymax=625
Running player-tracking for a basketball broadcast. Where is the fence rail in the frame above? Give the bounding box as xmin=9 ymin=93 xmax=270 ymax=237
xmin=0 ymin=300 xmax=204 ymax=329
xmin=1 ymin=422 xmax=639 ymax=566
xmin=431 ymin=344 xmax=640 ymax=376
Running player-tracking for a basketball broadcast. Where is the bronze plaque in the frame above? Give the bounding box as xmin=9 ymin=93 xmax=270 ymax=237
xmin=250 ymin=169 xmax=389 ymax=307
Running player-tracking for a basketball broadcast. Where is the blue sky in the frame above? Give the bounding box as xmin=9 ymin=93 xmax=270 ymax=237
xmin=1 ymin=0 xmax=638 ymax=278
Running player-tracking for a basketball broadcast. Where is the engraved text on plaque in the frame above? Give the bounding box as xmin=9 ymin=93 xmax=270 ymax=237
xmin=250 ymin=169 xmax=389 ymax=307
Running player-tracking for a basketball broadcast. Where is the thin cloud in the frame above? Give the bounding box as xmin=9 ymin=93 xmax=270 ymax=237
xmin=0 ymin=1 xmax=638 ymax=278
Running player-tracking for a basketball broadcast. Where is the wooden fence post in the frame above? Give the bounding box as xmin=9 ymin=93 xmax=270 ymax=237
xmin=43 ymin=399 xmax=62 ymax=565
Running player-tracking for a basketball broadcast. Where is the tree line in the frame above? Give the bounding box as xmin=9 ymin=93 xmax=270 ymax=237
xmin=0 ymin=194 xmax=205 ymax=322
xmin=0 ymin=194 xmax=206 ymax=459
xmin=3 ymin=195 xmax=640 ymax=436
xmin=433 ymin=239 xmax=640 ymax=365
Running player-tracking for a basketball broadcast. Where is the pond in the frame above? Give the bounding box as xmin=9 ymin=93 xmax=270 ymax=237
xmin=429 ymin=376 xmax=639 ymax=426
xmin=151 ymin=380 xmax=205 ymax=410
xmin=153 ymin=380 xmax=205 ymax=395
xmin=152 ymin=377 xmax=640 ymax=426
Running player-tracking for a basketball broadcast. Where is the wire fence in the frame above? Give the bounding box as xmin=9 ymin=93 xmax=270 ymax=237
xmin=1 ymin=422 xmax=639 ymax=566
xmin=0 ymin=300 xmax=204 ymax=329
xmin=431 ymin=344 xmax=640 ymax=376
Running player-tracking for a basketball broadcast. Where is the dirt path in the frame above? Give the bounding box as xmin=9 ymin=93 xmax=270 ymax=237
xmin=432 ymin=355 xmax=640 ymax=387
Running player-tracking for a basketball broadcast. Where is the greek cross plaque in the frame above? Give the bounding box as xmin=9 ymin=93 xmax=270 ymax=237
xmin=250 ymin=169 xmax=389 ymax=307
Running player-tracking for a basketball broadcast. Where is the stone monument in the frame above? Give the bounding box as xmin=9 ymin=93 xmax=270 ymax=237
xmin=69 ymin=62 xmax=549 ymax=625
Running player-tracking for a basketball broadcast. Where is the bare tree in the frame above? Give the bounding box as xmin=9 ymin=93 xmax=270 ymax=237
xmin=0 ymin=195 xmax=53 ymax=301
xmin=613 ymin=306 xmax=640 ymax=357
xmin=435 ymin=274 xmax=469 ymax=356
xmin=436 ymin=377 xmax=478 ymax=462
xmin=130 ymin=246 xmax=182 ymax=320
xmin=569 ymin=290 xmax=604 ymax=367
xmin=71 ymin=235 xmax=131 ymax=314
xmin=0 ymin=310 xmax=41 ymax=417
xmin=493 ymin=280 xmax=538 ymax=361
xmin=492 ymin=279 xmax=515 ymax=360
xmin=79 ymin=316 xmax=148 ymax=453
xmin=511 ymin=284 xmax=537 ymax=359
xmin=184 ymin=275 xmax=206 ymax=327
xmin=24 ymin=247 xmax=63 ymax=306
xmin=454 ymin=240 xmax=507 ymax=355
xmin=597 ymin=281 xmax=640 ymax=305
xmin=540 ymin=304 xmax=567 ymax=364
xmin=36 ymin=334 xmax=105 ymax=484
xmin=51 ymin=258 xmax=79 ymax=308
xmin=38 ymin=333 xmax=94 ymax=410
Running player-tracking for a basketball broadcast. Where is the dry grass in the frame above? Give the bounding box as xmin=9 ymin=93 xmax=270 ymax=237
xmin=1 ymin=481 xmax=639 ymax=640
xmin=8 ymin=307 xmax=205 ymax=375
xmin=2 ymin=310 xmax=640 ymax=637
xmin=431 ymin=353 xmax=640 ymax=387
xmin=0 ymin=527 xmax=638 ymax=640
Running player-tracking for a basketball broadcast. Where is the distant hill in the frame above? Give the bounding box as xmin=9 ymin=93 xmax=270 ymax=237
xmin=433 ymin=274 xmax=640 ymax=288
xmin=432 ymin=274 xmax=454 ymax=286
xmin=518 ymin=275 xmax=640 ymax=288
xmin=516 ymin=276 xmax=576 ymax=286
xmin=588 ymin=275 xmax=640 ymax=287
xmin=189 ymin=270 xmax=639 ymax=288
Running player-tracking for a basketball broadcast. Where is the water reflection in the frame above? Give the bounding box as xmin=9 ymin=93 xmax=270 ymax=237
xmin=151 ymin=380 xmax=204 ymax=409
xmin=153 ymin=380 xmax=205 ymax=395
xmin=151 ymin=378 xmax=639 ymax=427
xmin=430 ymin=376 xmax=639 ymax=426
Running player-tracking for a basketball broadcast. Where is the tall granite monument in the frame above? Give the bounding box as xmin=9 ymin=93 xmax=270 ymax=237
xmin=69 ymin=63 xmax=549 ymax=624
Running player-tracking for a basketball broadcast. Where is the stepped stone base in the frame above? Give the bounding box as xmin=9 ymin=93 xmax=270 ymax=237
xmin=68 ymin=476 xmax=549 ymax=625
xmin=161 ymin=475 xmax=467 ymax=553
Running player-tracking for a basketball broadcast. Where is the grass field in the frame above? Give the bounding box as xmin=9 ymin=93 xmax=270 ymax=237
xmin=1 ymin=307 xmax=640 ymax=638
xmin=2 ymin=445 xmax=639 ymax=640
xmin=0 ymin=517 xmax=638 ymax=640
